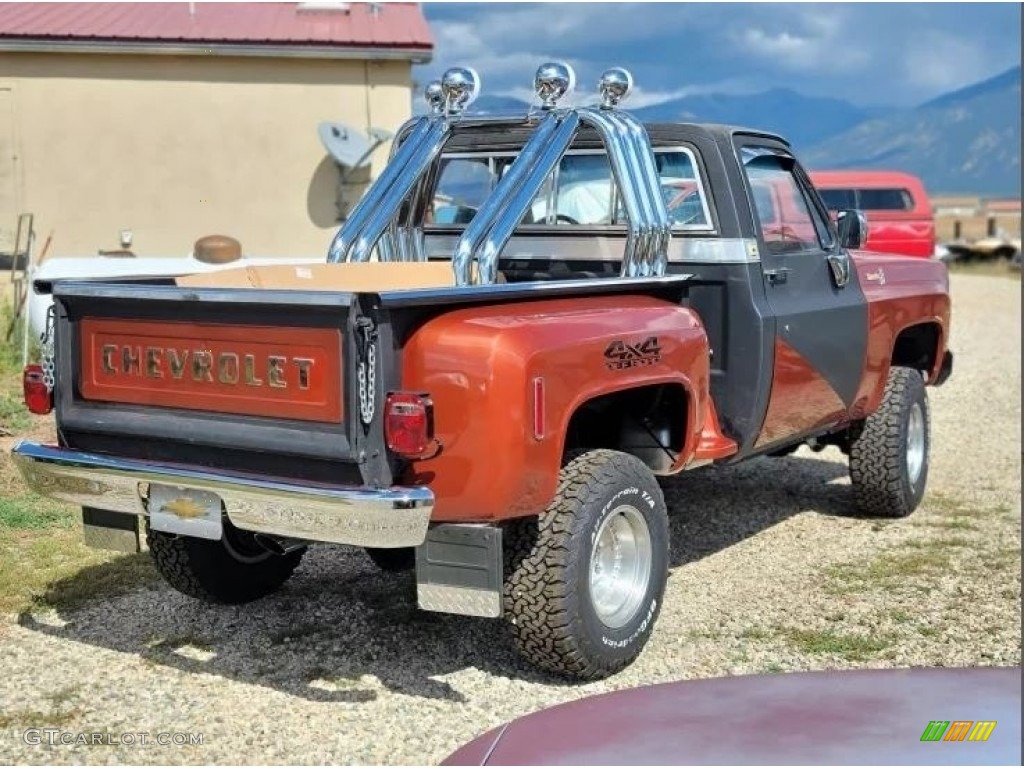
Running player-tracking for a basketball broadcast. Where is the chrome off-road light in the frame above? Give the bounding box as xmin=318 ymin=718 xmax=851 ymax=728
xmin=534 ymin=61 xmax=576 ymax=109
xmin=440 ymin=66 xmax=481 ymax=114
xmin=598 ymin=67 xmax=633 ymax=109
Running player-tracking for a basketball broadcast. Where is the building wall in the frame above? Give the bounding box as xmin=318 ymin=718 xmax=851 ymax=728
xmin=932 ymin=196 xmax=1022 ymax=243
xmin=0 ymin=51 xmax=412 ymax=259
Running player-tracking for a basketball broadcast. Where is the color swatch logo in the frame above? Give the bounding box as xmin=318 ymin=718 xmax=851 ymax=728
xmin=921 ymin=721 xmax=997 ymax=742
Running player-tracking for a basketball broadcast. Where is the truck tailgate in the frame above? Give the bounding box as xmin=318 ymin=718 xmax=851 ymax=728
xmin=48 ymin=280 xmax=380 ymax=479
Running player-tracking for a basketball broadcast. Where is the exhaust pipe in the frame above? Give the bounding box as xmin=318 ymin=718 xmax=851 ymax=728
xmin=253 ymin=534 xmax=307 ymax=556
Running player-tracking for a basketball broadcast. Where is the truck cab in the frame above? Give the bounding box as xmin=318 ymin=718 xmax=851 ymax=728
xmin=14 ymin=63 xmax=952 ymax=680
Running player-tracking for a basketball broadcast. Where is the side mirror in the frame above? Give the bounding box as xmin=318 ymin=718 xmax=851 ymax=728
xmin=837 ymin=209 xmax=869 ymax=250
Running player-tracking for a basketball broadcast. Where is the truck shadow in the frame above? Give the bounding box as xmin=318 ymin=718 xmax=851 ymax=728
xmin=18 ymin=453 xmax=856 ymax=702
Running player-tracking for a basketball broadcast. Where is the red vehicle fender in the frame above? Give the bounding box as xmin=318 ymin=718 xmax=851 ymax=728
xmin=851 ymin=254 xmax=951 ymax=418
xmin=401 ymin=294 xmax=710 ymax=522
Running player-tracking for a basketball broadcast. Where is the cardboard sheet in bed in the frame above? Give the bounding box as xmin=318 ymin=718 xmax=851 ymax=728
xmin=175 ymin=261 xmax=458 ymax=292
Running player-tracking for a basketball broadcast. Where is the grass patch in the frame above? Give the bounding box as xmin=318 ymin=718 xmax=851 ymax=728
xmin=903 ymin=536 xmax=971 ymax=551
xmin=825 ymin=547 xmax=952 ymax=595
xmin=918 ymin=518 xmax=979 ymax=532
xmin=779 ymin=627 xmax=893 ymax=661
xmin=0 ymin=705 xmax=81 ymax=729
xmin=738 ymin=626 xmax=772 ymax=640
xmin=0 ymin=498 xmax=158 ymax=614
xmin=0 ymin=390 xmax=30 ymax=433
xmin=0 ymin=495 xmax=75 ymax=529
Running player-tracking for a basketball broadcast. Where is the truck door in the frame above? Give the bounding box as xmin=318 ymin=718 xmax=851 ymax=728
xmin=739 ymin=146 xmax=868 ymax=449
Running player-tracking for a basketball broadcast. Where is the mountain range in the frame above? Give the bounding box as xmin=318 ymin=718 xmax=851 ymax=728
xmin=467 ymin=67 xmax=1021 ymax=197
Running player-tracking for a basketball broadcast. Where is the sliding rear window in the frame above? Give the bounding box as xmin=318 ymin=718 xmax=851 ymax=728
xmin=428 ymin=147 xmax=714 ymax=232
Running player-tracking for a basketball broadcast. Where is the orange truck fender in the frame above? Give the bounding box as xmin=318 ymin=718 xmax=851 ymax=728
xmin=401 ymin=293 xmax=710 ymax=522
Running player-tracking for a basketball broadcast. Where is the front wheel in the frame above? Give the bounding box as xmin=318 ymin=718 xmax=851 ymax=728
xmin=849 ymin=366 xmax=930 ymax=517
xmin=503 ymin=449 xmax=669 ymax=680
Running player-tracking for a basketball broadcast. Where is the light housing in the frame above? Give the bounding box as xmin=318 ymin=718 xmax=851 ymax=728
xmin=384 ymin=392 xmax=434 ymax=458
xmin=23 ymin=364 xmax=53 ymax=415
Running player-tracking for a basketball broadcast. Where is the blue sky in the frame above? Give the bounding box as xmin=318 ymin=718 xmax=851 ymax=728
xmin=415 ymin=3 xmax=1021 ymax=108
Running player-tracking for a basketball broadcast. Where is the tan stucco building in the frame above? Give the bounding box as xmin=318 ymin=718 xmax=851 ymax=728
xmin=0 ymin=2 xmax=432 ymax=260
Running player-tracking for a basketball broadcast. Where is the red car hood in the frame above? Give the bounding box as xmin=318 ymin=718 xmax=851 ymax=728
xmin=443 ymin=667 xmax=1020 ymax=765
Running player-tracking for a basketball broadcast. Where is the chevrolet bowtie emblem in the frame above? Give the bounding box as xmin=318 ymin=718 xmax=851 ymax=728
xmin=160 ymin=498 xmax=207 ymax=519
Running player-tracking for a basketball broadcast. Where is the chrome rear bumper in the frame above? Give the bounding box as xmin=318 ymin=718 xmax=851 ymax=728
xmin=11 ymin=441 xmax=434 ymax=548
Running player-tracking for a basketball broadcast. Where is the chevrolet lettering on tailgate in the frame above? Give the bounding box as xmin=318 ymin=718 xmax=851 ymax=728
xmin=79 ymin=318 xmax=342 ymax=422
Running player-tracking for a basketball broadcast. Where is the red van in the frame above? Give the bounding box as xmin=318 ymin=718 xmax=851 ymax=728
xmin=809 ymin=170 xmax=935 ymax=258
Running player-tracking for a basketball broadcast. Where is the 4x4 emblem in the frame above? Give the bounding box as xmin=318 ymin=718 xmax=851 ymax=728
xmin=604 ymin=337 xmax=662 ymax=370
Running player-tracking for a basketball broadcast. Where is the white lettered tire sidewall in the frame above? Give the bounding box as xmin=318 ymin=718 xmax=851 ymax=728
xmin=580 ymin=482 xmax=668 ymax=665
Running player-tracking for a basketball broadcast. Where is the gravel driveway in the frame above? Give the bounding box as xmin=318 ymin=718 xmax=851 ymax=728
xmin=1 ymin=272 xmax=1020 ymax=764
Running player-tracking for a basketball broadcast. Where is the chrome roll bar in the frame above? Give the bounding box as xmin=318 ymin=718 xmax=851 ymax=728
xmin=327 ymin=116 xmax=432 ymax=263
xmin=325 ymin=62 xmax=671 ymax=282
xmin=473 ymin=112 xmax=583 ymax=285
xmin=451 ymin=112 xmax=562 ymax=285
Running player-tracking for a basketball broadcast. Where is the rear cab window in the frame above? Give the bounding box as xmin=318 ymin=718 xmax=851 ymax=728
xmin=428 ymin=147 xmax=714 ymax=232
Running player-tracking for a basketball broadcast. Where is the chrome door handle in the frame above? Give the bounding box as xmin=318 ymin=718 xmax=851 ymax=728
xmin=765 ymin=267 xmax=791 ymax=285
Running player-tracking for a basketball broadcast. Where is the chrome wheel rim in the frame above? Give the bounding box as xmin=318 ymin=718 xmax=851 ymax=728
xmin=906 ymin=402 xmax=926 ymax=486
xmin=589 ymin=504 xmax=653 ymax=629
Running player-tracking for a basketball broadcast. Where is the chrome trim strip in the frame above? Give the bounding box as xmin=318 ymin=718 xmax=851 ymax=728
xmin=426 ymin=234 xmax=760 ymax=264
xmin=12 ymin=441 xmax=434 ymax=548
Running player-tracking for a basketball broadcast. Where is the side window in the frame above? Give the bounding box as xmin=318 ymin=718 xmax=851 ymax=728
xmin=742 ymin=151 xmax=827 ymax=255
xmin=818 ymin=188 xmax=856 ymax=211
xmin=858 ymin=188 xmax=914 ymax=211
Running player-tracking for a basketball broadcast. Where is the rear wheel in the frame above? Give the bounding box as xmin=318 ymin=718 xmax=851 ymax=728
xmin=148 ymin=520 xmax=304 ymax=604
xmin=503 ymin=449 xmax=669 ymax=680
xmin=849 ymin=366 xmax=930 ymax=518
xmin=364 ymin=547 xmax=416 ymax=572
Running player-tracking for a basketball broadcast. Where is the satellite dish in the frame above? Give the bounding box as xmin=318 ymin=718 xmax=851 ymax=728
xmin=317 ymin=122 xmax=393 ymax=169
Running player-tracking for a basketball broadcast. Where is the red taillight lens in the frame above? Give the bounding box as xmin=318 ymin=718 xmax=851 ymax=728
xmin=23 ymin=364 xmax=53 ymax=415
xmin=384 ymin=392 xmax=433 ymax=458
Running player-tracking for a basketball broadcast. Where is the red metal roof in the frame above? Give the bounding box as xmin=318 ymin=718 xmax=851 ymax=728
xmin=0 ymin=2 xmax=432 ymax=56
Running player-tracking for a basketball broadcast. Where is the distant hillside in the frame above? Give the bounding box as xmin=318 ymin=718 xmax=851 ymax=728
xmin=459 ymin=68 xmax=1021 ymax=196
xmin=470 ymin=91 xmax=879 ymax=149
xmin=803 ymin=67 xmax=1021 ymax=196
xmin=633 ymin=89 xmax=883 ymax=149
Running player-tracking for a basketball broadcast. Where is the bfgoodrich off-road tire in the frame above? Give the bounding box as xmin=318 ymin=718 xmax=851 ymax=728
xmin=148 ymin=523 xmax=304 ymax=604
xmin=503 ymin=449 xmax=670 ymax=680
xmin=849 ymin=366 xmax=930 ymax=518
xmin=364 ymin=547 xmax=416 ymax=572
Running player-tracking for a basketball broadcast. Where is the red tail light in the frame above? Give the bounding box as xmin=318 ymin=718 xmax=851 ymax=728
xmin=384 ymin=392 xmax=433 ymax=458
xmin=23 ymin=364 xmax=53 ymax=415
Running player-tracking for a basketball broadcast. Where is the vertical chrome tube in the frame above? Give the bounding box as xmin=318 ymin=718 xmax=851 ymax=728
xmin=578 ymin=109 xmax=648 ymax=277
xmin=476 ymin=112 xmax=582 ymax=284
xmin=452 ymin=113 xmax=561 ymax=285
xmin=327 ymin=117 xmax=431 ymax=263
xmin=605 ymin=109 xmax=657 ymax=276
xmin=348 ymin=120 xmax=451 ymax=263
xmin=617 ymin=111 xmax=671 ymax=275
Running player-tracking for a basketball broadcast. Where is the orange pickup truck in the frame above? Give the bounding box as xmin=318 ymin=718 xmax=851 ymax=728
xmin=13 ymin=64 xmax=953 ymax=680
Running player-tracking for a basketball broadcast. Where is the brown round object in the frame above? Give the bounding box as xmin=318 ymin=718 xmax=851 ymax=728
xmin=193 ymin=235 xmax=242 ymax=264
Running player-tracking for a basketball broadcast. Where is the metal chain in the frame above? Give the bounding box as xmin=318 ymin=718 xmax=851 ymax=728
xmin=40 ymin=304 xmax=56 ymax=393
xmin=358 ymin=340 xmax=376 ymax=425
